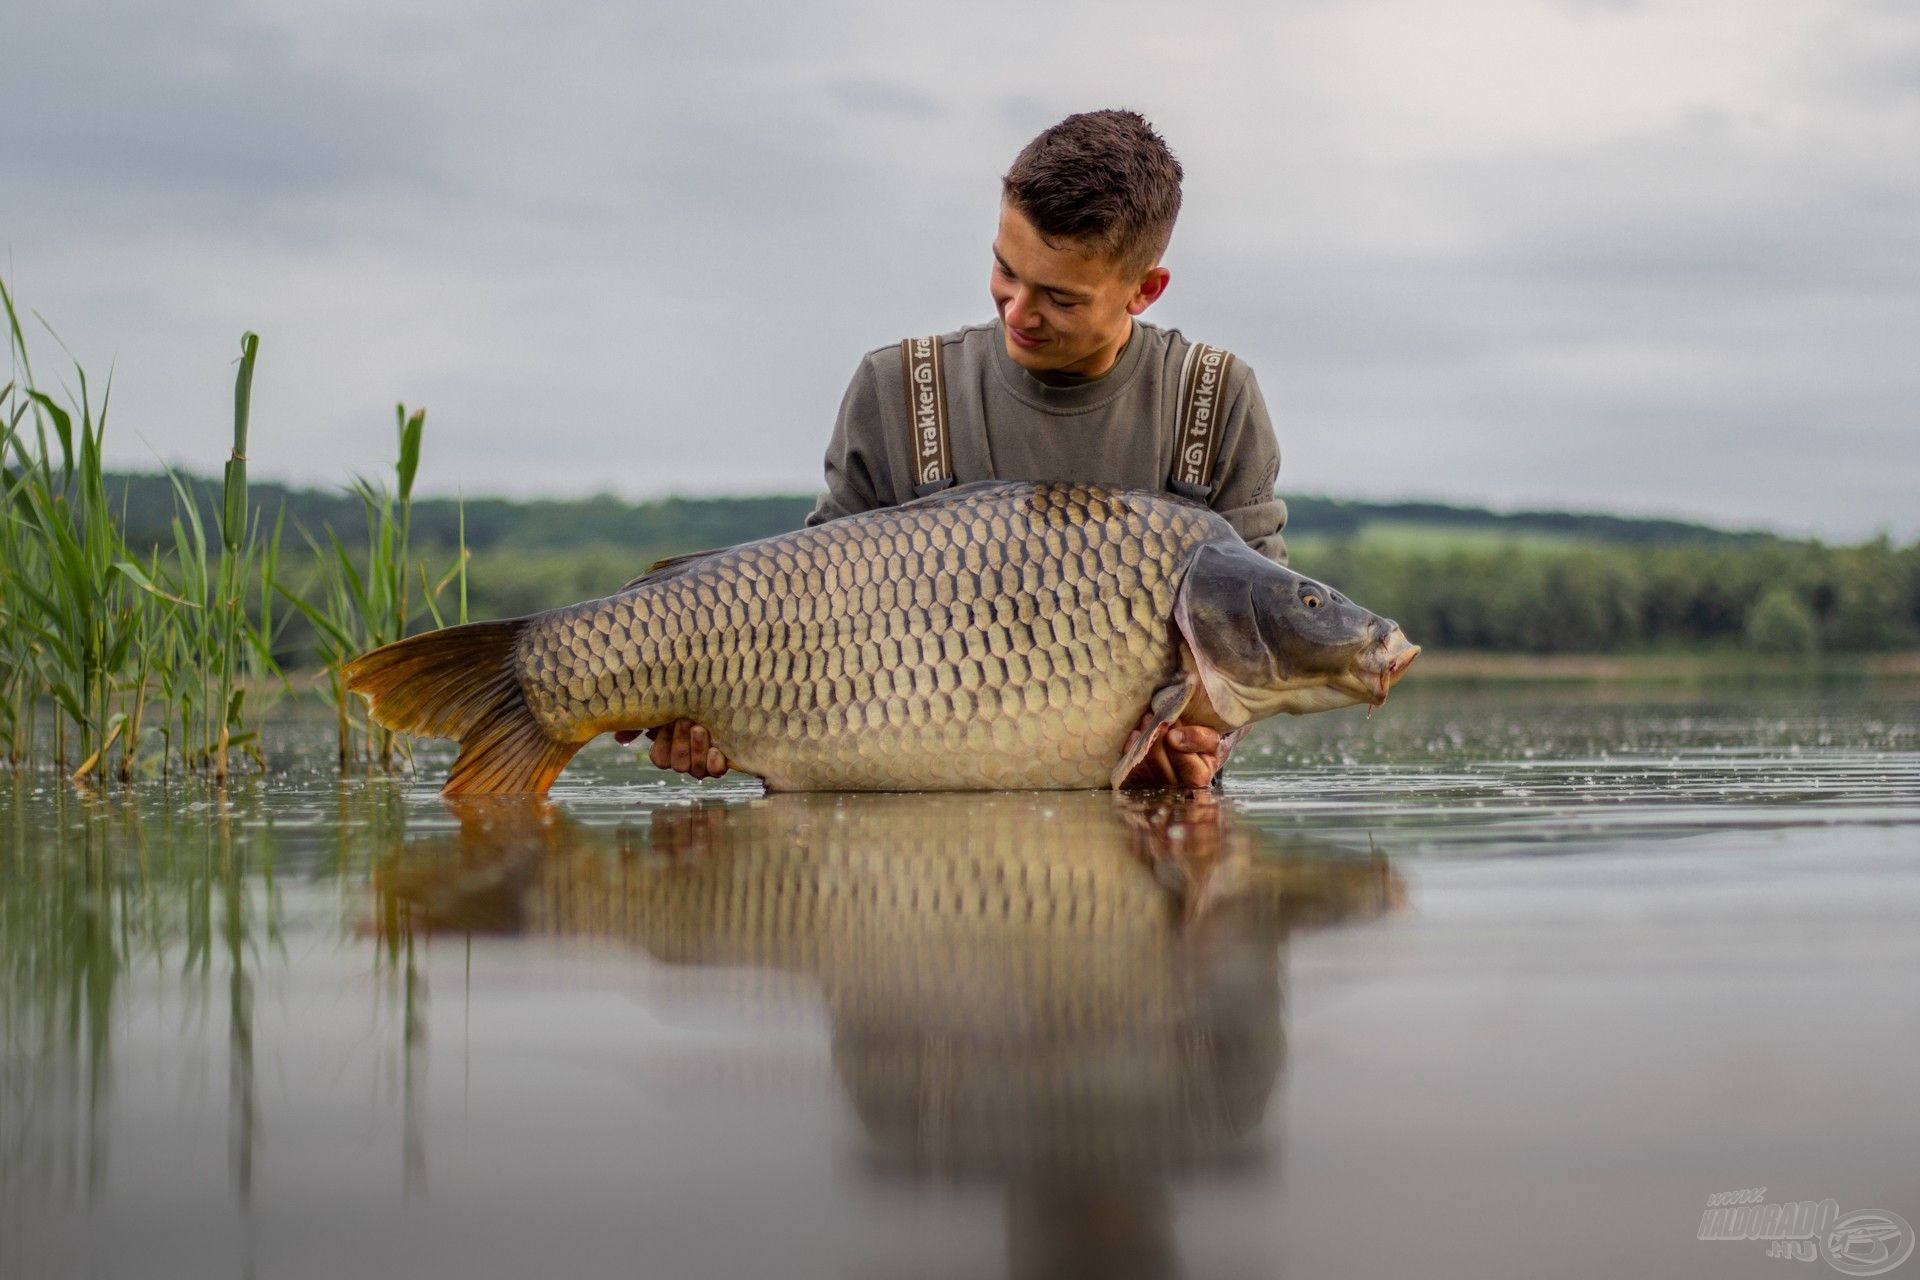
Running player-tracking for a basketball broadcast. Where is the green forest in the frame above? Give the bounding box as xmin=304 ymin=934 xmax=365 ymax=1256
xmin=116 ymin=471 xmax=1918 ymax=661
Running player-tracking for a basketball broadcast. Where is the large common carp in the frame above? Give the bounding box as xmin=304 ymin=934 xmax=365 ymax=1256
xmin=346 ymin=482 xmax=1418 ymax=793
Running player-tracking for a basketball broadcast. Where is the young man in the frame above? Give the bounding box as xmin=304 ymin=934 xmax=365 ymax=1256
xmin=647 ymin=109 xmax=1289 ymax=788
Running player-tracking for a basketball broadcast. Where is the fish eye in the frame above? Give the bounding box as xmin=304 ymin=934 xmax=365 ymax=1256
xmin=1300 ymin=585 xmax=1322 ymax=608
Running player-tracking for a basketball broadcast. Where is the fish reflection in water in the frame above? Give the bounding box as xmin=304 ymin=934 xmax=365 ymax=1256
xmin=382 ymin=792 xmax=1402 ymax=1278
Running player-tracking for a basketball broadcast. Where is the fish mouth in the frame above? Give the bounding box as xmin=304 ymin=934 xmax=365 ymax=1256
xmin=1356 ymin=630 xmax=1421 ymax=709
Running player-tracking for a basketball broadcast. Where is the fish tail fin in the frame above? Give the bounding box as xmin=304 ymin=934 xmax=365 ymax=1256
xmin=344 ymin=619 xmax=583 ymax=796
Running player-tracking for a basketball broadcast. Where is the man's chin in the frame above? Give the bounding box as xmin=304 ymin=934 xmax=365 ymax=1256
xmin=1003 ymin=333 xmax=1058 ymax=370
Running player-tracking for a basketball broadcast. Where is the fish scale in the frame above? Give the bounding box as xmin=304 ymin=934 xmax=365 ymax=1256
xmin=517 ymin=483 xmax=1220 ymax=791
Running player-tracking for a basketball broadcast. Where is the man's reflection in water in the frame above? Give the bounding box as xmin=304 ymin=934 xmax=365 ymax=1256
xmin=381 ymin=793 xmax=1403 ymax=1280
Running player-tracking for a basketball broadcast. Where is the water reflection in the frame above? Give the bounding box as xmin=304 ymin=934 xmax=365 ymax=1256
xmin=2 ymin=776 xmax=268 ymax=1209
xmin=5 ymin=688 xmax=1914 ymax=1279
xmin=381 ymin=792 xmax=1402 ymax=1277
xmin=0 ymin=771 xmax=414 ymax=1254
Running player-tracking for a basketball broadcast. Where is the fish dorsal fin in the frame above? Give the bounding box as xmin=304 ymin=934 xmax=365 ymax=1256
xmin=620 ymin=547 xmax=728 ymax=593
xmin=621 ymin=482 xmax=1025 ymax=592
xmin=895 ymin=479 xmax=1023 ymax=511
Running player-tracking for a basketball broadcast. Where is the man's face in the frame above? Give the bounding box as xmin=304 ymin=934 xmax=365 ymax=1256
xmin=990 ymin=200 xmax=1170 ymax=378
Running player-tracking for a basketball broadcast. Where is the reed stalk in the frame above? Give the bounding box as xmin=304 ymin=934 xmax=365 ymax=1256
xmin=278 ymin=404 xmax=461 ymax=772
xmin=212 ymin=333 xmax=259 ymax=781
xmin=1 ymin=274 xmax=277 ymax=779
xmin=2 ymin=274 xmax=461 ymax=779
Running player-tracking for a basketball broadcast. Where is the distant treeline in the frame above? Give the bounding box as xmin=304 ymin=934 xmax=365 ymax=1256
xmin=1283 ymin=495 xmax=1774 ymax=546
xmin=1299 ymin=538 xmax=1917 ymax=656
xmin=105 ymin=472 xmax=1915 ymax=658
xmin=106 ymin=472 xmax=813 ymax=564
xmin=108 ymin=472 xmax=1761 ymax=559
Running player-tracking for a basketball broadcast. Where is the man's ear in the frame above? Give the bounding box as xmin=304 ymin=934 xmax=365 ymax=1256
xmin=1128 ymin=266 xmax=1171 ymax=316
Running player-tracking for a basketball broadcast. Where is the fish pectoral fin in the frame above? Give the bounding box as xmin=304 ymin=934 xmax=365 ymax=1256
xmin=1110 ymin=677 xmax=1198 ymax=789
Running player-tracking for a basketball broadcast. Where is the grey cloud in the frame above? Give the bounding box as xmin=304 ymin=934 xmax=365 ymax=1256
xmin=1439 ymin=141 xmax=1920 ymax=295
xmin=995 ymin=96 xmax=1070 ymax=129
xmin=830 ymin=78 xmax=943 ymax=119
xmin=1170 ymin=90 xmax=1920 ymax=535
xmin=1554 ymin=0 xmax=1647 ymax=15
xmin=0 ymin=0 xmax=437 ymax=201
xmin=2 ymin=0 xmax=1915 ymax=541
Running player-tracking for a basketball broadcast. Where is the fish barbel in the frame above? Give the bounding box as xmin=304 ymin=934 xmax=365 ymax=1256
xmin=345 ymin=482 xmax=1418 ymax=794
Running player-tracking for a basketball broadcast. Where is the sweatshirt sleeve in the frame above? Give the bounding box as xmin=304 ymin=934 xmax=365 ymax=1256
xmin=1210 ymin=365 xmax=1289 ymax=564
xmin=807 ymin=355 xmax=889 ymax=526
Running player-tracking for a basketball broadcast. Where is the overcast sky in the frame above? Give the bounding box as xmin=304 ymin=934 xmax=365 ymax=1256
xmin=4 ymin=0 xmax=1916 ymax=540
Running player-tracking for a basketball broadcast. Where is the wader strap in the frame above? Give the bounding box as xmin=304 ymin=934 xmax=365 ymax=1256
xmin=1169 ymin=342 xmax=1234 ymax=501
xmin=900 ymin=336 xmax=954 ymax=497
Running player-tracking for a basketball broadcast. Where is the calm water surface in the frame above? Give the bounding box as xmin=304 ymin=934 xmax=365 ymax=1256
xmin=3 ymin=682 xmax=1917 ymax=1279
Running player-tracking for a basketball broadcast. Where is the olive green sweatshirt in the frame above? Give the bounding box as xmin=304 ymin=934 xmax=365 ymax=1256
xmin=806 ymin=319 xmax=1289 ymax=562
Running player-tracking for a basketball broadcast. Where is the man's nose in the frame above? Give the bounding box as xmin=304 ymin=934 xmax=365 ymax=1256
xmin=1003 ymin=287 xmax=1037 ymax=330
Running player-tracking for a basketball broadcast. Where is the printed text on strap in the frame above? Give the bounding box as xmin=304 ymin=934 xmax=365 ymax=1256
xmin=1171 ymin=342 xmax=1234 ymax=500
xmin=900 ymin=336 xmax=953 ymax=497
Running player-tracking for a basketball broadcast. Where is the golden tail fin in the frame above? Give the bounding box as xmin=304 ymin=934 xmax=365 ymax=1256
xmin=344 ymin=620 xmax=583 ymax=796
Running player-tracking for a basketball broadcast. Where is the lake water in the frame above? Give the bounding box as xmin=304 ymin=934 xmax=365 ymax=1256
xmin=3 ymin=681 xmax=1917 ymax=1280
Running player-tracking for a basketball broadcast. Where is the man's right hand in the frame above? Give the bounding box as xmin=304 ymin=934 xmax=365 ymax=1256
xmin=1118 ymin=712 xmax=1228 ymax=790
xmin=615 ymin=719 xmax=731 ymax=780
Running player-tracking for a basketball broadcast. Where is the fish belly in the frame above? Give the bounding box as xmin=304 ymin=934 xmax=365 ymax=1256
xmin=518 ymin=485 xmax=1221 ymax=791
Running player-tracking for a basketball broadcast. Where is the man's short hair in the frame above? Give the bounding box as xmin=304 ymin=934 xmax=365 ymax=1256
xmin=1002 ymin=109 xmax=1184 ymax=273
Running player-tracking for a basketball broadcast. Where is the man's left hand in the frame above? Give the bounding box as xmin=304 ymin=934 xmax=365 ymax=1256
xmin=614 ymin=720 xmax=732 ymax=779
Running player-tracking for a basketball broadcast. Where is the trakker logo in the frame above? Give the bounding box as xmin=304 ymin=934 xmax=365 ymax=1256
xmin=1177 ymin=346 xmax=1227 ymax=490
xmin=903 ymin=336 xmax=948 ymax=485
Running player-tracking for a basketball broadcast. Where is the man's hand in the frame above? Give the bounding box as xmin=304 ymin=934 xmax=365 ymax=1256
xmin=615 ymin=719 xmax=731 ymax=780
xmin=1119 ymin=711 xmax=1227 ymax=790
